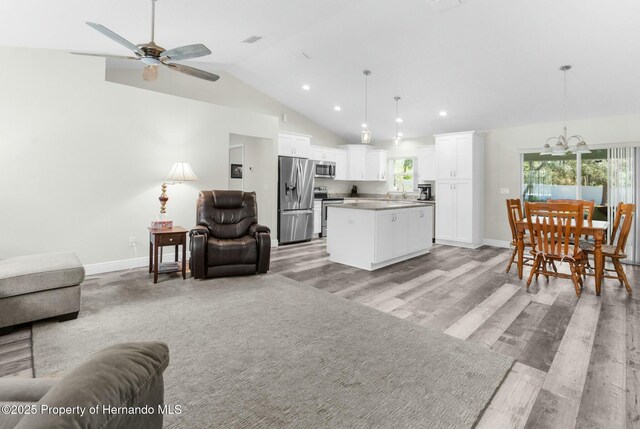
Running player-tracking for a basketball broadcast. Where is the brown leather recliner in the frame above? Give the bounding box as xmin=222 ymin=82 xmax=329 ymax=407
xmin=189 ymin=190 xmax=271 ymax=279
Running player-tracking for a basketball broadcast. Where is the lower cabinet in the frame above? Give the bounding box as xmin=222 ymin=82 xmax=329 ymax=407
xmin=407 ymin=207 xmax=432 ymax=253
xmin=374 ymin=207 xmax=432 ymax=263
xmin=436 ymin=180 xmax=472 ymax=243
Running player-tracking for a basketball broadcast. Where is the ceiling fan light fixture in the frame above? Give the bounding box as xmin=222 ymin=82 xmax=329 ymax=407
xmin=143 ymin=64 xmax=158 ymax=81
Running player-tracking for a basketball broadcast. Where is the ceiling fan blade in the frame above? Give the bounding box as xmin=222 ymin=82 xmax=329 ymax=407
xmin=161 ymin=44 xmax=212 ymax=61
xmin=165 ymin=63 xmax=220 ymax=82
xmin=71 ymin=52 xmax=139 ymax=60
xmin=86 ymin=22 xmax=144 ymax=56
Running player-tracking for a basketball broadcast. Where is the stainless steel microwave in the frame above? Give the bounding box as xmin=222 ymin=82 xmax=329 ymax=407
xmin=314 ymin=161 xmax=336 ymax=179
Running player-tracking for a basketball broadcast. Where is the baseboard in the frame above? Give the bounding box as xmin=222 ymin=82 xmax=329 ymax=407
xmin=482 ymin=239 xmax=511 ymax=249
xmin=84 ymin=251 xmax=190 ymax=276
xmin=435 ymin=239 xmax=483 ymax=249
xmin=271 ymin=239 xmax=279 ymax=247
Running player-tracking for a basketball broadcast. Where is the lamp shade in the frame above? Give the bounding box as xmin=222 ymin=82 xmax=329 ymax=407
xmin=166 ymin=162 xmax=198 ymax=182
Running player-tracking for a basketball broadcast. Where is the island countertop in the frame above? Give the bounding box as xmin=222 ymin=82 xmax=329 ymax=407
xmin=331 ymin=201 xmax=433 ymax=211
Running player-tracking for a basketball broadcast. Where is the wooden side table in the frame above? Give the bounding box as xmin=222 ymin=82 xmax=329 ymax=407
xmin=148 ymin=226 xmax=188 ymax=284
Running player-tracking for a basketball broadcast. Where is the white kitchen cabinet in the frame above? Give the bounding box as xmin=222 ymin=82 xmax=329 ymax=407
xmin=434 ymin=130 xmax=484 ymax=248
xmin=311 ymin=146 xmax=335 ymax=162
xmin=365 ymin=150 xmax=388 ymax=181
xmin=278 ymin=133 xmax=311 ymax=158
xmin=375 ymin=210 xmax=408 ymax=263
xmin=313 ymin=200 xmax=322 ymax=235
xmin=436 ymin=181 xmax=455 ymax=240
xmin=435 ymin=133 xmax=474 ymax=180
xmin=340 ymin=145 xmax=387 ymax=181
xmin=417 ymin=146 xmax=436 ymax=181
xmin=407 ymin=207 xmax=432 ymax=253
xmin=454 ymin=181 xmax=472 ymax=242
xmin=334 ymin=149 xmax=348 ymax=180
xmin=345 ymin=145 xmax=367 ymax=181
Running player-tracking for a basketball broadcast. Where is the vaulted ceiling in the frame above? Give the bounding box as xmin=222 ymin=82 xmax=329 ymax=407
xmin=2 ymin=0 xmax=640 ymax=143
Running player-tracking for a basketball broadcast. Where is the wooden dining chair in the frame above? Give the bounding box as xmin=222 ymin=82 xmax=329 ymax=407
xmin=546 ymin=199 xmax=595 ymax=221
xmin=580 ymin=202 xmax=635 ymax=295
xmin=525 ymin=202 xmax=586 ymax=297
xmin=547 ymin=199 xmax=595 ymax=241
xmin=505 ymin=198 xmax=533 ymax=273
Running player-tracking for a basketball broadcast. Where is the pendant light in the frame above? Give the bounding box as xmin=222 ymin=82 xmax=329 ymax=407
xmin=361 ymin=70 xmax=372 ymax=144
xmin=543 ymin=65 xmax=590 ymax=156
xmin=393 ymin=96 xmax=402 ymax=147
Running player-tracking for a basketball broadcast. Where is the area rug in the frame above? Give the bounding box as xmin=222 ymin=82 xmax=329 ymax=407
xmin=33 ymin=273 xmax=513 ymax=428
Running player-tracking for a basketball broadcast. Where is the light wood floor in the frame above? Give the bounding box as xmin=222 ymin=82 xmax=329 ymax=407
xmin=2 ymin=240 xmax=638 ymax=428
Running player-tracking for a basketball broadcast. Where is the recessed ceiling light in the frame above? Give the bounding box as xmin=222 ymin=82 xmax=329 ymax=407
xmin=439 ymin=111 xmax=448 ymax=117
xmin=302 ymin=84 xmax=310 ymax=91
xmin=334 ymin=105 xmax=341 ymax=111
xmin=398 ymin=132 xmax=404 ymax=137
xmin=361 ymin=123 xmax=367 ymax=128
xmin=395 ymin=118 xmax=404 ymax=123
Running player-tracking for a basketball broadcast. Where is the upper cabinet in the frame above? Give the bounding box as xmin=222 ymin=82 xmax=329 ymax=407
xmin=345 ymin=145 xmax=367 ymax=181
xmin=334 ymin=149 xmax=348 ymax=180
xmin=341 ymin=145 xmax=388 ymax=181
xmin=311 ymin=146 xmax=336 ymax=162
xmin=365 ymin=150 xmax=388 ymax=181
xmin=417 ymin=146 xmax=436 ymax=181
xmin=278 ymin=133 xmax=311 ymax=158
xmin=435 ymin=132 xmax=474 ymax=180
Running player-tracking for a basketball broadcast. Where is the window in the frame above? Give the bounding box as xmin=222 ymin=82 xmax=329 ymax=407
xmin=389 ymin=158 xmax=416 ymax=192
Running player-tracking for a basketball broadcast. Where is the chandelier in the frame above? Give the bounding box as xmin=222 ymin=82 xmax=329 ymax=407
xmin=393 ymin=96 xmax=402 ymax=147
xmin=361 ymin=70 xmax=372 ymax=144
xmin=541 ymin=65 xmax=590 ymax=156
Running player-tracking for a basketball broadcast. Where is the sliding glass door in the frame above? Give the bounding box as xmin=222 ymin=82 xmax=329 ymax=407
xmin=522 ymin=147 xmax=638 ymax=264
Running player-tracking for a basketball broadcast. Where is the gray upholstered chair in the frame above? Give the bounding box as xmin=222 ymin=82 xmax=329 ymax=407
xmin=0 ymin=342 xmax=169 ymax=429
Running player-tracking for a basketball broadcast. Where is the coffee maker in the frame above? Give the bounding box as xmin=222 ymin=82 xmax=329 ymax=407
xmin=418 ymin=183 xmax=432 ymax=201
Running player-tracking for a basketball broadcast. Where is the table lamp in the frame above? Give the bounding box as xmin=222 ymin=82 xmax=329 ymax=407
xmin=158 ymin=161 xmax=198 ymax=218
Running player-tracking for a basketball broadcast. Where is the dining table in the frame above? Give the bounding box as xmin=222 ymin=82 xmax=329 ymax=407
xmin=515 ymin=218 xmax=609 ymax=295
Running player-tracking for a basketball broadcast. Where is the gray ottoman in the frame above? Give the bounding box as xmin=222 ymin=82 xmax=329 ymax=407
xmin=0 ymin=252 xmax=84 ymax=334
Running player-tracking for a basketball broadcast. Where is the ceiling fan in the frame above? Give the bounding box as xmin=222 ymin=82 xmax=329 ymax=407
xmin=73 ymin=0 xmax=219 ymax=82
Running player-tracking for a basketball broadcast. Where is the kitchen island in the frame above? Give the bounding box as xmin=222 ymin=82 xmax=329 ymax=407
xmin=327 ymin=201 xmax=433 ymax=270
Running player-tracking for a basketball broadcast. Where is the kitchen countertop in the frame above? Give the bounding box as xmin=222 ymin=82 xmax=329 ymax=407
xmin=331 ymin=201 xmax=434 ymax=211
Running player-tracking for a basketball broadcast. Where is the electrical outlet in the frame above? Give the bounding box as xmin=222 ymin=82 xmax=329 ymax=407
xmin=128 ymin=237 xmax=136 ymax=247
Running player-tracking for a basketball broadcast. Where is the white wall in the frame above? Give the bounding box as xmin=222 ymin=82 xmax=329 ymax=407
xmin=106 ymin=66 xmax=346 ymax=148
xmin=0 ymin=47 xmax=279 ymax=266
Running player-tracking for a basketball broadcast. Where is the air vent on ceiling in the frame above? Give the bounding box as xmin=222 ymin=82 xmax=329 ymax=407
xmin=292 ymin=52 xmax=312 ymax=62
xmin=429 ymin=0 xmax=461 ymax=12
xmin=242 ymin=35 xmax=262 ymax=44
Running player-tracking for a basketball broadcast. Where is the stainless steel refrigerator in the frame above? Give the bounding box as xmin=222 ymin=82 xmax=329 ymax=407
xmin=278 ymin=156 xmax=315 ymax=244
